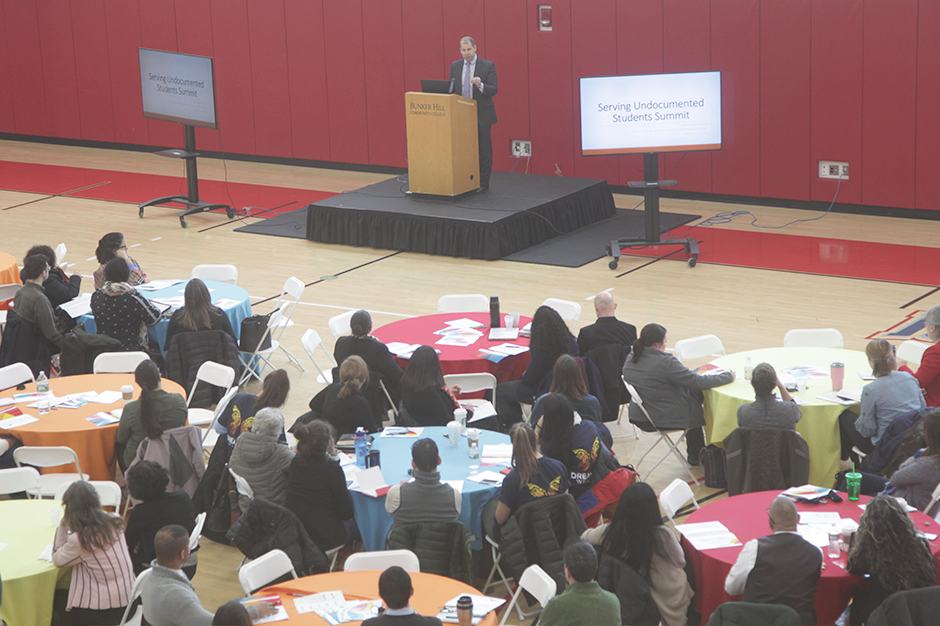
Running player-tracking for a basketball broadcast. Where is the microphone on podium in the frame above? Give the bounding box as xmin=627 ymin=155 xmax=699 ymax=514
xmin=449 ymin=77 xmax=456 ymax=95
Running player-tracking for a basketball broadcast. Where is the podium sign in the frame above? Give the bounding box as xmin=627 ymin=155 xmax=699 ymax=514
xmin=405 ymin=93 xmax=479 ymax=196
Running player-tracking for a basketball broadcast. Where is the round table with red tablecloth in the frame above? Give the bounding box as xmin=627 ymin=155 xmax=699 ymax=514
xmin=372 ymin=312 xmax=532 ymax=382
xmin=682 ymin=490 xmax=940 ymax=625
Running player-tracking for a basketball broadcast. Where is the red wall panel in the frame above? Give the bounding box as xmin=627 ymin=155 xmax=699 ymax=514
xmin=571 ymin=0 xmax=619 ymax=182
xmin=137 ymin=0 xmax=180 ymax=148
xmin=362 ymin=0 xmax=406 ymax=167
xmin=0 ymin=2 xmax=12 ymax=134
xmin=208 ymin=0 xmax=256 ymax=155
xmin=485 ymin=0 xmax=529 ymax=175
xmin=810 ymin=0 xmax=862 ymax=205
xmin=36 ymin=0 xmax=81 ymax=140
xmin=175 ymin=0 xmax=220 ymax=152
xmin=245 ymin=0 xmax=293 ymax=158
xmin=5 ymin=1 xmax=47 ymax=136
xmin=103 ymin=0 xmax=147 ymax=145
xmin=402 ymin=0 xmax=445 ymax=93
xmin=710 ymin=0 xmax=760 ymax=197
xmin=442 ymin=0 xmax=484 ymax=61
xmin=70 ymin=0 xmax=115 ymax=142
xmin=915 ymin=2 xmax=940 ymax=211
xmin=759 ymin=0 xmax=811 ymax=201
xmin=861 ymin=0 xmax=917 ymax=209
xmin=322 ymin=0 xmax=369 ymax=164
xmin=284 ymin=0 xmax=331 ymax=161
xmin=662 ymin=0 xmax=711 ymax=193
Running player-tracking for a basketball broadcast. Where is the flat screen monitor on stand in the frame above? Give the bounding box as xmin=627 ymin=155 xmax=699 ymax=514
xmin=137 ymin=48 xmax=233 ymax=228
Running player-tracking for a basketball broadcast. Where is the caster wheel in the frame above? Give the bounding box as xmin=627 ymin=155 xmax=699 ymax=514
xmin=609 ymin=259 xmax=619 ymax=270
xmin=138 ymin=208 xmax=144 ymax=218
xmin=180 ymin=218 xmax=188 ymax=229
xmin=226 ymin=208 xmax=236 ymax=218
xmin=688 ymin=257 xmax=697 ymax=268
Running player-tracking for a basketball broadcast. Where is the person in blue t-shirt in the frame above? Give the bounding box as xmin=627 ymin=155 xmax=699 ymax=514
xmin=537 ymin=394 xmax=605 ymax=498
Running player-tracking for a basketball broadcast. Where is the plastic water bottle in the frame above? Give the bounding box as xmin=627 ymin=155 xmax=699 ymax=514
xmin=36 ymin=371 xmax=50 ymax=415
xmin=354 ymin=427 xmax=368 ymax=469
xmin=827 ymin=525 xmax=841 ymax=558
xmin=744 ymin=357 xmax=753 ymax=381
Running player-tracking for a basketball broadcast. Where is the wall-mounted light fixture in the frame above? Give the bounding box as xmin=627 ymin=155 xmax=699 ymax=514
xmin=538 ymin=5 xmax=552 ymax=31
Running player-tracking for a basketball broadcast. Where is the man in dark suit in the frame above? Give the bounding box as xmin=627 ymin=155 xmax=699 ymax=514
xmin=449 ymin=36 xmax=497 ymax=191
xmin=577 ymin=292 xmax=637 ymax=355
xmin=362 ymin=566 xmax=442 ymax=626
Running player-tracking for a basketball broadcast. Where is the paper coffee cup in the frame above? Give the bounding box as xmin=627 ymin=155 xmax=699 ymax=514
xmin=447 ymin=420 xmax=461 ymax=447
xmin=121 ymin=385 xmax=134 ymax=402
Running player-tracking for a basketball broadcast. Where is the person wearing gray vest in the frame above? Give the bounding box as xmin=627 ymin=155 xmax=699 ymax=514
xmin=385 ymin=438 xmax=460 ymax=526
xmin=724 ymin=497 xmax=822 ymax=626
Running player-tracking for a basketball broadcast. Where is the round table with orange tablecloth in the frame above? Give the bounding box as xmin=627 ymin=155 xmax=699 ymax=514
xmin=0 ymin=250 xmax=23 ymax=311
xmin=3 ymin=373 xmax=185 ymax=480
xmin=260 ymin=571 xmax=499 ymax=625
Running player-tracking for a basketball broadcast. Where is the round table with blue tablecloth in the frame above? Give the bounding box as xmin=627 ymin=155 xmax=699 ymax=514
xmin=79 ymin=279 xmax=252 ymax=353
xmin=351 ymin=426 xmax=510 ymax=551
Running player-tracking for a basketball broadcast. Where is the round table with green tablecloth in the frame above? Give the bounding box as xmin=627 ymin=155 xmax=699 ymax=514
xmin=704 ymin=347 xmax=869 ymax=486
xmin=0 ymin=500 xmax=71 ymax=626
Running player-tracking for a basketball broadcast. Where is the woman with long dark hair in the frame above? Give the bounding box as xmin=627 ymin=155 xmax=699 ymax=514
xmin=93 ymin=232 xmax=148 ymax=290
xmin=20 ymin=244 xmax=81 ymax=308
xmin=400 ymin=346 xmax=463 ymax=427
xmin=216 ymin=368 xmax=291 ymax=448
xmin=495 ymin=305 xmax=579 ymax=429
xmin=91 ymin=257 xmax=163 ymax=354
xmin=530 ymin=354 xmax=604 ymax=425
xmin=116 ymin=360 xmax=187 ymax=470
xmin=52 ymin=481 xmax=135 ymax=625
xmin=536 ymin=394 xmax=607 ymax=499
xmin=164 ymin=278 xmax=236 ymax=349
xmin=301 ymin=355 xmax=376 ymax=434
xmin=847 ymin=495 xmax=936 ymax=625
xmin=622 ymin=323 xmax=734 ymax=466
xmin=582 ymin=482 xmax=693 ymax=626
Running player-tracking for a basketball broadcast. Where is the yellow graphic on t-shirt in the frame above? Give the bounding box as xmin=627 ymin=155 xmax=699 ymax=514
xmin=526 ymin=475 xmax=563 ymax=498
xmin=572 ymin=437 xmax=600 ymax=472
xmin=229 ymin=404 xmax=254 ymax=437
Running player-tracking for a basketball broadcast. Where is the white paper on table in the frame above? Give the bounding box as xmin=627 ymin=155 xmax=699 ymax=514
xmin=858 ymin=370 xmax=875 ymax=381
xmin=342 ymin=464 xmax=361 ymax=485
xmin=816 ymin=388 xmax=863 ymax=405
xmin=445 ymin=318 xmax=486 ymax=329
xmin=781 ymin=485 xmax=831 ymax=502
xmin=0 ymin=398 xmax=14 ymax=407
xmin=797 ymin=524 xmax=831 ymax=548
xmin=89 ymin=390 xmax=123 ymax=404
xmin=466 ymin=471 xmax=505 ymax=487
xmin=385 ymin=342 xmax=423 ymax=358
xmin=798 ymin=511 xmax=841 ymax=525
xmin=860 ymin=499 xmax=917 ymax=513
xmin=0 ymin=414 xmax=40 ymax=429
xmin=38 ymin=544 xmax=54 ymax=562
xmin=466 ymin=400 xmax=497 ymax=422
xmin=293 ymin=590 xmax=345 ymax=615
xmin=111 ymin=408 xmax=123 ymax=418
xmin=59 ymin=294 xmax=92 ymax=318
xmin=481 ymin=443 xmax=512 ymax=465
xmin=678 ymin=521 xmax=741 ymax=550
xmin=488 ymin=343 xmax=529 ymax=356
xmin=13 ymin=392 xmax=46 ymax=403
xmin=438 ymin=593 xmax=505 ymax=624
xmin=348 ymin=466 xmax=387 ymax=497
xmin=213 ymin=298 xmax=241 ymax=310
xmin=136 ymin=279 xmax=184 ymax=291
xmin=379 ymin=427 xmax=424 ymax=438
xmin=0 ymin=542 xmax=9 ymax=553
xmin=241 ymin=595 xmax=289 ymax=624
xmin=444 ymin=479 xmax=464 ymax=494
xmin=336 ymin=452 xmax=355 ymax=466
xmin=488 ymin=328 xmax=519 ymax=341
xmin=436 ymin=336 xmax=479 ymax=347
xmin=149 ymin=297 xmax=184 ymax=310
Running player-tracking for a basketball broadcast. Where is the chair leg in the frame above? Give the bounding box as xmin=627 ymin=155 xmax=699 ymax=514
xmin=277 ymin=344 xmax=305 ymax=372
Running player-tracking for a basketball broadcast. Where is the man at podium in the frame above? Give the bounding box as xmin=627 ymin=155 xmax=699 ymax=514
xmin=449 ymin=36 xmax=497 ymax=192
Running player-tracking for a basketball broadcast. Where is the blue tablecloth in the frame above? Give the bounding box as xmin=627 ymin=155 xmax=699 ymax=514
xmin=351 ymin=426 xmax=511 ymax=551
xmin=80 ymin=279 xmax=252 ymax=353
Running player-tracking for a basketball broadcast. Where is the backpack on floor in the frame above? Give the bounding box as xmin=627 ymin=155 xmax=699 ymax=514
xmin=701 ymin=444 xmax=727 ymax=489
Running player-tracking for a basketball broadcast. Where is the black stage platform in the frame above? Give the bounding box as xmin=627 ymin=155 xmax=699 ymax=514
xmin=304 ymin=171 xmax=616 ymax=260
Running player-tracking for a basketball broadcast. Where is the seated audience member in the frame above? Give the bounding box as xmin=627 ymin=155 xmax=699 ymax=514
xmin=52 ymin=481 xmax=135 ymax=626
xmin=386 ymin=438 xmax=460 ymax=526
xmin=576 ymin=291 xmax=637 ymax=356
xmin=91 ymin=257 xmax=162 ymax=353
xmin=334 ymin=309 xmax=405 ymax=402
xmin=725 ymin=497 xmax=822 ymax=626
xmin=846 ymin=495 xmax=936 ymax=625
xmin=216 ymin=369 xmax=290 ymax=448
xmin=93 ymin=232 xmax=148 ymax=290
xmin=361 ymin=566 xmax=443 ymax=626
xmin=840 ymin=339 xmax=926 ymax=460
xmin=899 ymin=305 xmax=940 ymax=408
xmin=212 ymin=602 xmax=252 ymax=626
xmin=492 ymin=423 xmax=568 ymax=541
xmin=116 ymin=360 xmax=187 ymax=471
xmin=530 ymin=354 xmax=604 ymax=425
xmin=286 ymin=420 xmax=359 ymax=551
xmin=539 ymin=541 xmax=621 ymax=626
xmin=400 ymin=346 xmax=463 ymax=427
xmin=141 ymin=525 xmax=273 ymax=626
xmin=164 ymin=278 xmax=236 ymax=349
xmin=496 ymin=306 xmax=579 ymax=429
xmin=124 ymin=460 xmax=197 ymax=577
xmin=622 ymin=324 xmax=734 ymax=465
xmin=303 ymin=355 xmax=375 ymax=434
xmin=736 ymin=362 xmax=802 ymax=429
xmin=12 ymin=254 xmax=65 ymax=350
xmin=884 ymin=408 xmax=940 ymax=512
xmin=582 ymin=483 xmax=692 ymax=626
xmin=537 ymin=394 xmax=608 ymax=499
xmin=21 ymin=245 xmax=81 ymax=308
xmin=229 ymin=408 xmax=295 ymax=511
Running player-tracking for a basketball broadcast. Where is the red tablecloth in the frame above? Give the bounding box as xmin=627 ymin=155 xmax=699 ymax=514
xmin=372 ymin=312 xmax=531 ymax=383
xmin=682 ymin=491 xmax=940 ymax=625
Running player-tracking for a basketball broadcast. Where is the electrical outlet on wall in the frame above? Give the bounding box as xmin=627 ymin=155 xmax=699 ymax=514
xmin=819 ymin=160 xmax=849 ymax=180
xmin=511 ymin=140 xmax=532 ymax=157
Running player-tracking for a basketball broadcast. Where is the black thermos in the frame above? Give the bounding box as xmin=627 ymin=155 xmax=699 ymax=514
xmin=490 ymin=296 xmax=500 ymax=327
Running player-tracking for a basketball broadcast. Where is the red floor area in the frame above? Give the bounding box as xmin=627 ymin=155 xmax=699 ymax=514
xmin=0 ymin=160 xmax=335 ymax=217
xmin=621 ymin=227 xmax=940 ymax=286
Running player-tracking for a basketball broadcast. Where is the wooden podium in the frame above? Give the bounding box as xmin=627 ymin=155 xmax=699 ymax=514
xmin=405 ymin=92 xmax=479 ymax=196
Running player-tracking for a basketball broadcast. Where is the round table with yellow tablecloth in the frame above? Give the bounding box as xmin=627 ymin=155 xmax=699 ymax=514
xmin=0 ymin=500 xmax=71 ymax=626
xmin=704 ymin=347 xmax=869 ymax=486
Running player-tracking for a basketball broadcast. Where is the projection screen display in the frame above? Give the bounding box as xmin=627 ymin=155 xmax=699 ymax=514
xmin=139 ymin=48 xmax=217 ymax=129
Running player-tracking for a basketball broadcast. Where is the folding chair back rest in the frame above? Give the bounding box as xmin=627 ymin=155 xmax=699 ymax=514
xmin=190 ymin=511 xmax=207 ymax=551
xmin=93 ymin=351 xmax=151 ymax=374
xmin=437 ymin=294 xmax=489 ymax=314
xmin=119 ymin=569 xmax=152 ymax=626
xmin=673 ymin=334 xmax=726 ymax=361
xmin=301 ymin=328 xmax=336 ymax=384
xmin=498 ymin=564 xmax=557 ymax=626
xmin=343 ymin=549 xmax=420 ymax=573
xmin=328 ymin=310 xmax=356 ymax=339
xmin=783 ymin=328 xmax=844 ymax=349
xmin=897 ymin=340 xmax=930 ymax=367
xmin=0 ymin=362 xmax=35 ymax=390
xmin=191 ymin=264 xmax=238 ymax=284
xmin=660 ymin=478 xmax=699 ymax=521
xmin=53 ymin=480 xmax=122 ymax=508
xmin=188 ymin=361 xmax=235 ymax=408
xmin=0 ymin=466 xmax=41 ymax=496
xmin=238 ymin=548 xmax=298 ymax=595
xmin=14 ymin=446 xmax=83 ymax=472
xmin=541 ymin=298 xmax=582 ymax=324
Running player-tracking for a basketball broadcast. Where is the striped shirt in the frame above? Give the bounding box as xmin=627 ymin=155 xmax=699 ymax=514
xmin=52 ymin=521 xmax=135 ymax=610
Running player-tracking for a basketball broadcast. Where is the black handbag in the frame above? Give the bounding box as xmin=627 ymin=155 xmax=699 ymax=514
xmin=239 ymin=310 xmax=275 ymax=352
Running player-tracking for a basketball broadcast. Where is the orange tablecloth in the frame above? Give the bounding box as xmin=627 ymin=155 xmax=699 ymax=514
xmin=5 ymin=373 xmax=185 ymax=480
xmin=261 ymin=571 xmax=499 ymax=625
xmin=0 ymin=251 xmax=22 ymax=311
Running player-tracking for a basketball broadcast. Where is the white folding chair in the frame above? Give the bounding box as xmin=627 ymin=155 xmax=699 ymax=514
xmin=53 ymin=480 xmax=123 ymax=509
xmin=482 ymin=535 xmax=514 ymax=598
xmin=343 ymin=549 xmax=420 ymax=573
xmin=325 ymin=544 xmax=346 ymax=572
xmin=191 ymin=264 xmax=239 ymax=284
xmin=784 ymin=328 xmax=844 ymax=349
xmin=190 ymin=511 xmax=207 ymax=551
xmin=238 ymin=548 xmax=297 ymax=595
xmin=541 ymin=297 xmax=582 ymax=330
xmin=437 ymin=294 xmax=489 ymax=314
xmin=0 ymin=283 xmax=22 ymax=330
xmin=93 ymin=351 xmax=151 ymax=374
xmin=328 ymin=310 xmax=356 ymax=339
xmin=187 ymin=361 xmax=235 ymax=427
xmin=0 ymin=361 xmax=35 ymax=390
xmin=239 ymin=308 xmax=284 ymax=385
xmin=673 ymin=334 xmax=726 ymax=362
xmin=623 ymin=381 xmax=700 ymax=486
xmin=897 ymin=339 xmax=930 ymax=367
xmin=55 ymin=242 xmax=68 ymax=269
xmin=498 ymin=564 xmax=557 ymax=625
xmin=201 ymin=386 xmax=239 ymax=446
xmin=229 ymin=467 xmax=254 ymax=500
xmin=13 ymin=446 xmax=89 ymax=498
xmin=0 ymin=466 xmax=41 ymax=498
xmin=302 ymin=328 xmax=337 ymax=384
xmin=660 ymin=478 xmax=700 ymax=529
xmin=444 ymin=372 xmax=497 ymax=413
xmin=268 ymin=277 xmax=305 ymax=371
xmin=119 ymin=568 xmax=152 ymax=626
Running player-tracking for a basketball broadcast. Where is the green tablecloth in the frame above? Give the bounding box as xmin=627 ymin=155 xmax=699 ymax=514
xmin=0 ymin=500 xmax=71 ymax=626
xmin=703 ymin=347 xmax=869 ymax=486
